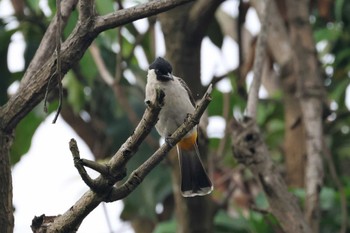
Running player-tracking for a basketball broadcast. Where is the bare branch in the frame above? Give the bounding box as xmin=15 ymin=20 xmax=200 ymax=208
xmin=69 ymin=139 xmax=101 ymax=191
xmin=45 ymin=88 xmax=165 ymax=233
xmin=0 ymin=0 xmax=194 ymax=132
xmin=106 ymin=85 xmax=213 ymax=201
xmin=94 ymin=0 xmax=195 ymax=33
xmin=245 ymin=0 xmax=269 ymax=119
xmin=89 ymin=43 xmax=114 ymax=85
xmin=21 ymin=0 xmax=78 ymax=86
xmin=44 ymin=84 xmax=212 ymax=233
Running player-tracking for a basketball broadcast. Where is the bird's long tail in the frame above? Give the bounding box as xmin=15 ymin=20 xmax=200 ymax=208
xmin=177 ymin=133 xmax=213 ymax=197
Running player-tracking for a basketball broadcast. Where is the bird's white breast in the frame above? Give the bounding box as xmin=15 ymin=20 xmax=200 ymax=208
xmin=145 ymin=70 xmax=195 ymax=137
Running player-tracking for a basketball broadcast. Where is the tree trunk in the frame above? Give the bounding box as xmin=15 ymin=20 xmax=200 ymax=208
xmin=0 ymin=131 xmax=14 ymax=233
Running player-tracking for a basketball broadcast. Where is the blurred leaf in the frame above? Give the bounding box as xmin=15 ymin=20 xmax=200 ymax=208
xmin=26 ymin=0 xmax=41 ymax=14
xmin=320 ymin=187 xmax=336 ymax=210
xmin=10 ymin=107 xmax=45 ymax=164
xmin=64 ymin=71 xmax=86 ymax=113
xmin=22 ymin=22 xmax=45 ymax=68
xmin=207 ymin=17 xmax=224 ymax=48
xmin=96 ymin=0 xmax=114 ymax=15
xmin=121 ymin=144 xmax=172 ymax=221
xmin=79 ymin=49 xmax=98 ymax=84
xmin=314 ymin=27 xmax=341 ymax=42
xmin=153 ymin=219 xmax=177 ymax=233
xmin=0 ymin=25 xmax=15 ymax=105
xmin=63 ymin=9 xmax=78 ymax=38
xmin=214 ymin=210 xmax=249 ymax=233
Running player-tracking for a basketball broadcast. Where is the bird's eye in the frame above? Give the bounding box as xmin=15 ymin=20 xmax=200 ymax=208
xmin=155 ymin=69 xmax=161 ymax=75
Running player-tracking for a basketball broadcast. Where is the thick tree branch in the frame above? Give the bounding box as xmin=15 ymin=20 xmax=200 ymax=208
xmin=41 ymin=88 xmax=163 ymax=233
xmin=0 ymin=0 xmax=194 ymax=133
xmin=41 ymin=85 xmax=211 ymax=233
xmin=20 ymin=0 xmax=78 ymax=86
xmin=93 ymin=0 xmax=195 ymax=33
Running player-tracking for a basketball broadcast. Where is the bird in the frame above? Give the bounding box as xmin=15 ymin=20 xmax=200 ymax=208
xmin=145 ymin=57 xmax=213 ymax=197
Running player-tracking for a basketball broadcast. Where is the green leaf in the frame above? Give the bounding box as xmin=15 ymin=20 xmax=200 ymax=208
xmin=320 ymin=187 xmax=336 ymax=210
xmin=314 ymin=27 xmax=341 ymax=42
xmin=0 ymin=25 xmax=16 ymax=105
xmin=153 ymin=219 xmax=177 ymax=233
xmin=64 ymin=71 xmax=86 ymax=113
xmin=10 ymin=108 xmax=45 ymax=164
xmin=96 ymin=0 xmax=115 ymax=15
xmin=214 ymin=210 xmax=249 ymax=233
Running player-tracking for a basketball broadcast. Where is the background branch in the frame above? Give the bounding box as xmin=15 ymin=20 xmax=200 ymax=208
xmin=230 ymin=0 xmax=312 ymax=232
xmin=245 ymin=0 xmax=269 ymax=119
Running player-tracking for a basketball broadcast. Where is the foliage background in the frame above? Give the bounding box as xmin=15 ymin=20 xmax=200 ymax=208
xmin=1 ymin=0 xmax=350 ymax=232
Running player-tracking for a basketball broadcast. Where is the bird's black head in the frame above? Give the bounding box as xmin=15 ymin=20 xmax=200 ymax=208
xmin=149 ymin=57 xmax=174 ymax=81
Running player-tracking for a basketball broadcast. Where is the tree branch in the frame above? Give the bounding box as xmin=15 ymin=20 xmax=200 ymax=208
xmin=41 ymin=88 xmax=164 ymax=233
xmin=245 ymin=0 xmax=269 ymax=119
xmin=69 ymin=139 xmax=101 ymax=190
xmin=20 ymin=0 xmax=78 ymax=86
xmin=0 ymin=0 xmax=194 ymax=133
xmin=93 ymin=0 xmax=195 ymax=33
xmin=42 ymin=84 xmax=211 ymax=233
xmin=230 ymin=0 xmax=312 ymax=232
xmin=106 ymin=85 xmax=213 ymax=201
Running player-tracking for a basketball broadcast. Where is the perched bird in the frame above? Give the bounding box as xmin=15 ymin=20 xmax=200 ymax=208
xmin=145 ymin=57 xmax=213 ymax=197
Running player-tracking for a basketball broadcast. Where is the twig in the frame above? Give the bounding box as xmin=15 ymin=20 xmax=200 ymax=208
xmin=215 ymin=92 xmax=231 ymax=158
xmin=89 ymin=43 xmax=114 ymax=85
xmin=245 ymin=0 xmax=268 ymax=119
xmin=106 ymin=85 xmax=213 ymax=201
xmin=43 ymin=0 xmax=63 ymax=123
xmin=209 ymin=69 xmax=237 ymax=89
xmin=250 ymin=204 xmax=270 ymax=215
xmin=69 ymin=139 xmax=100 ymax=191
xmin=52 ymin=0 xmax=63 ymax=124
xmin=101 ymin=203 xmax=114 ymax=233
xmin=79 ymin=158 xmax=109 ymax=176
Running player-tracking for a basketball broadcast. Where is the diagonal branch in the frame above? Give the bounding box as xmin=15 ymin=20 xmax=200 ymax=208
xmin=93 ymin=0 xmax=195 ymax=33
xmin=42 ymin=84 xmax=212 ymax=233
xmin=106 ymin=85 xmax=213 ymax=201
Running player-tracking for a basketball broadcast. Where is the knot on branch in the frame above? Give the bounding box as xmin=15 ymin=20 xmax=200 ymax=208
xmin=230 ymin=117 xmax=264 ymax=166
xmin=145 ymin=88 xmax=165 ymax=109
xmin=31 ymin=214 xmax=59 ymax=233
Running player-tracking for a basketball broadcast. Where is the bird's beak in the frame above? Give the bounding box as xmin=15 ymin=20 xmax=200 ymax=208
xmin=161 ymin=73 xmax=174 ymax=81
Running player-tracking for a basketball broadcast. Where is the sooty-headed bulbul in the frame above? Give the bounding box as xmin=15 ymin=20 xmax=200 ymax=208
xmin=145 ymin=57 xmax=213 ymax=197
